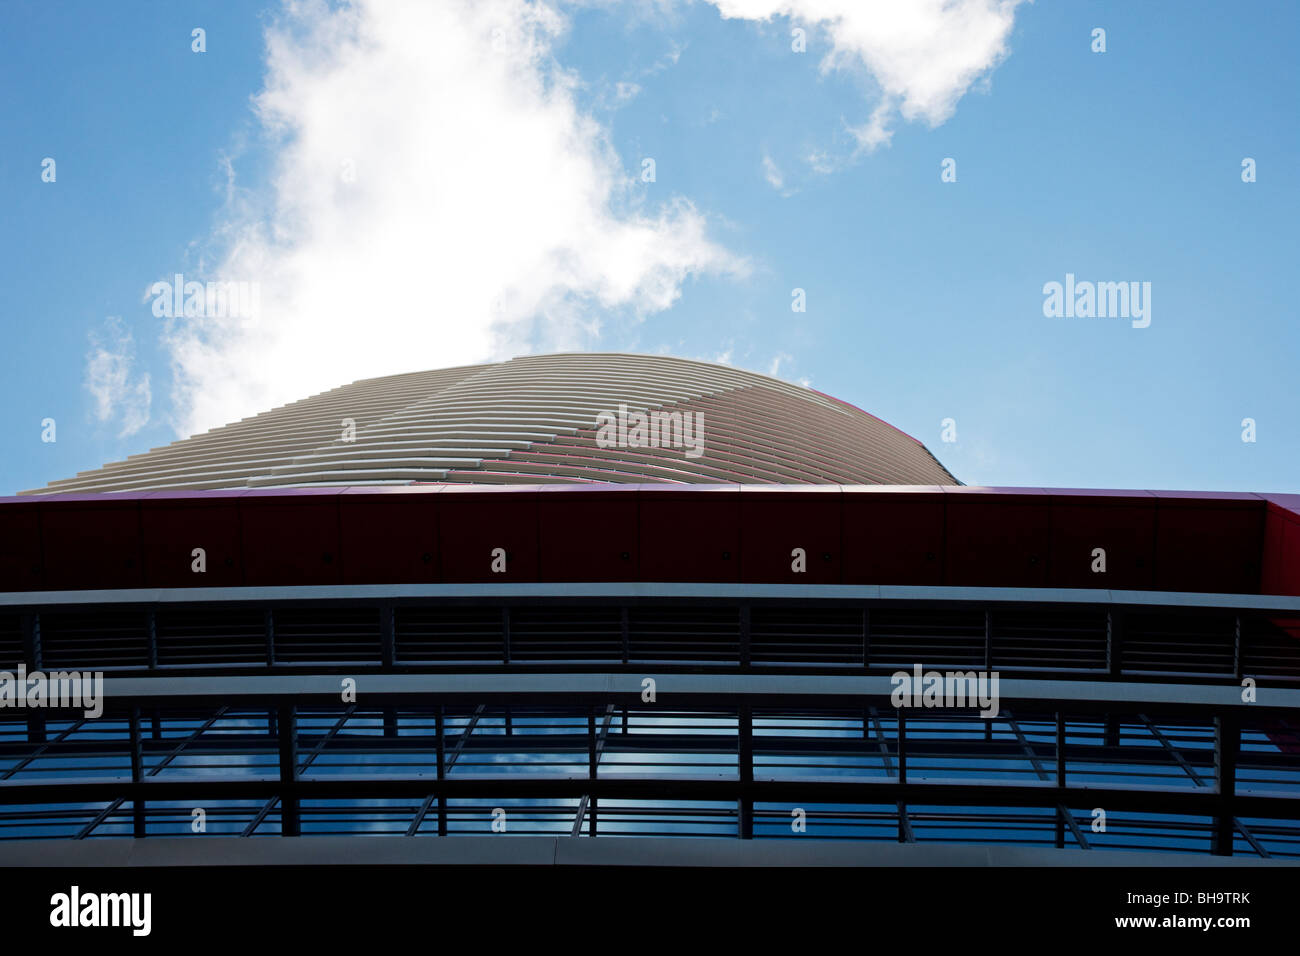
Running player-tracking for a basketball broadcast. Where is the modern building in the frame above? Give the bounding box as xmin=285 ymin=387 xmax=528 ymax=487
xmin=1 ymin=353 xmax=1297 ymax=866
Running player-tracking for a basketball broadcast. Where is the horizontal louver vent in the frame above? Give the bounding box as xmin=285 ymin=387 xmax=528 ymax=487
xmin=42 ymin=610 xmax=149 ymax=669
xmin=751 ymin=607 xmax=862 ymax=664
xmin=396 ymin=607 xmax=502 ymax=662
xmin=0 ymin=599 xmax=1293 ymax=681
xmin=1124 ymin=611 xmax=1235 ymax=676
xmin=510 ymin=606 xmax=621 ymax=661
xmin=628 ymin=606 xmax=739 ymax=662
xmin=991 ymin=608 xmax=1107 ymax=672
xmin=273 ymin=608 xmax=381 ymax=663
xmin=1242 ymin=615 xmax=1300 ymax=680
xmin=157 ymin=607 xmax=266 ymax=666
xmin=868 ymin=609 xmax=984 ymax=669
xmin=0 ymin=615 xmax=24 ymax=668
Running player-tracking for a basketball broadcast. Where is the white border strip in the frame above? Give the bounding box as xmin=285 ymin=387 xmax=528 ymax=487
xmin=0 ymin=835 xmax=1294 ymax=867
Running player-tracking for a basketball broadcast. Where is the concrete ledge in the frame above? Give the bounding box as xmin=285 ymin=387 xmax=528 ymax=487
xmin=2 ymin=581 xmax=1299 ymax=611
xmin=89 ymin=672 xmax=1300 ymax=710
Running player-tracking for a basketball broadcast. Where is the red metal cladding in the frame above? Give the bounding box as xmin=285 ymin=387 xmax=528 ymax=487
xmin=739 ymin=486 xmax=841 ymax=584
xmin=38 ymin=496 xmax=146 ymax=591
xmin=1046 ymin=491 xmax=1157 ymax=590
xmin=1 ymin=485 xmax=1297 ymax=595
xmin=944 ymin=489 xmax=1050 ymax=588
xmin=238 ymin=489 xmax=343 ymax=587
xmin=1263 ymin=722 xmax=1300 ymax=755
xmin=1261 ymin=475 xmax=1300 ymax=635
xmin=537 ymin=485 xmax=639 ymax=583
xmin=638 ymin=486 xmax=741 ymax=583
xmin=339 ymin=487 xmax=442 ymax=585
xmin=841 ymin=486 xmax=945 ymax=585
xmin=0 ymin=499 xmax=44 ymax=592
xmin=1152 ymin=493 xmax=1264 ymax=594
xmin=438 ymin=485 xmax=540 ymax=583
xmin=140 ymin=492 xmax=244 ymax=588
xmin=1261 ymin=497 xmax=1300 ymax=597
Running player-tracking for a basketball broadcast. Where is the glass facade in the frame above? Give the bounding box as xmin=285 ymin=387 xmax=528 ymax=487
xmin=2 ymin=593 xmax=1297 ymax=858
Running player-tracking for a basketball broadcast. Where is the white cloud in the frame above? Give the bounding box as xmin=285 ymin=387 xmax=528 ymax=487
xmin=852 ymin=99 xmax=896 ymax=151
xmin=761 ymin=152 xmax=784 ymax=190
xmin=165 ymin=0 xmax=745 ymax=437
xmin=596 ymin=79 xmax=643 ymax=109
xmin=85 ymin=317 xmax=152 ymax=438
xmin=708 ymin=0 xmax=1028 ymax=150
xmin=805 ymin=148 xmax=841 ymax=175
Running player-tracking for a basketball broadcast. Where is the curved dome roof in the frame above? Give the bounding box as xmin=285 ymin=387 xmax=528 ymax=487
xmin=26 ymin=353 xmax=957 ymax=493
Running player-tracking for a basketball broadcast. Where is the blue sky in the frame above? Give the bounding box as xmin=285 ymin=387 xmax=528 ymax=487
xmin=1 ymin=0 xmax=1296 ymax=495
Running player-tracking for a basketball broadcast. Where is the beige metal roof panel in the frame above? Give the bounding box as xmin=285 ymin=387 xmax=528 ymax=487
xmin=22 ymin=353 xmax=957 ymax=493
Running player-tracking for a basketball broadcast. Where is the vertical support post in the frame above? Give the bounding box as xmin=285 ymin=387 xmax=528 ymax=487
xmin=1056 ymin=712 xmax=1066 ymax=786
xmin=501 ymin=607 xmax=511 ymax=665
xmin=897 ymin=712 xmax=908 ymax=843
xmin=1055 ymin=711 xmax=1066 ymax=848
xmin=1104 ymin=712 xmax=1119 ymax=750
xmin=897 ymin=712 xmax=907 ymax=784
xmin=277 ymin=700 xmax=299 ymax=837
xmin=1104 ymin=611 xmax=1125 ymax=775
xmin=21 ymin=613 xmax=44 ymax=743
xmin=983 ymin=609 xmax=992 ymax=672
xmin=739 ymin=605 xmax=751 ymax=669
xmin=21 ymin=611 xmax=41 ymax=669
xmin=620 ymin=606 xmax=630 ymax=666
xmin=984 ymin=609 xmax=997 ymax=758
xmin=1233 ymin=614 xmax=1243 ymax=682
xmin=587 ymin=708 xmax=598 ymax=837
xmin=146 ymin=609 xmax=158 ymax=671
xmin=130 ymin=706 xmax=146 ymax=837
xmin=1212 ymin=715 xmax=1239 ymax=856
xmin=738 ymin=704 xmax=753 ymax=838
xmin=1106 ymin=609 xmax=1123 ymax=678
xmin=435 ymin=706 xmax=447 ymax=836
xmin=380 ymin=604 xmax=395 ymax=668
xmin=862 ymin=607 xmax=871 ymax=669
xmin=264 ymin=608 xmax=275 ymax=667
